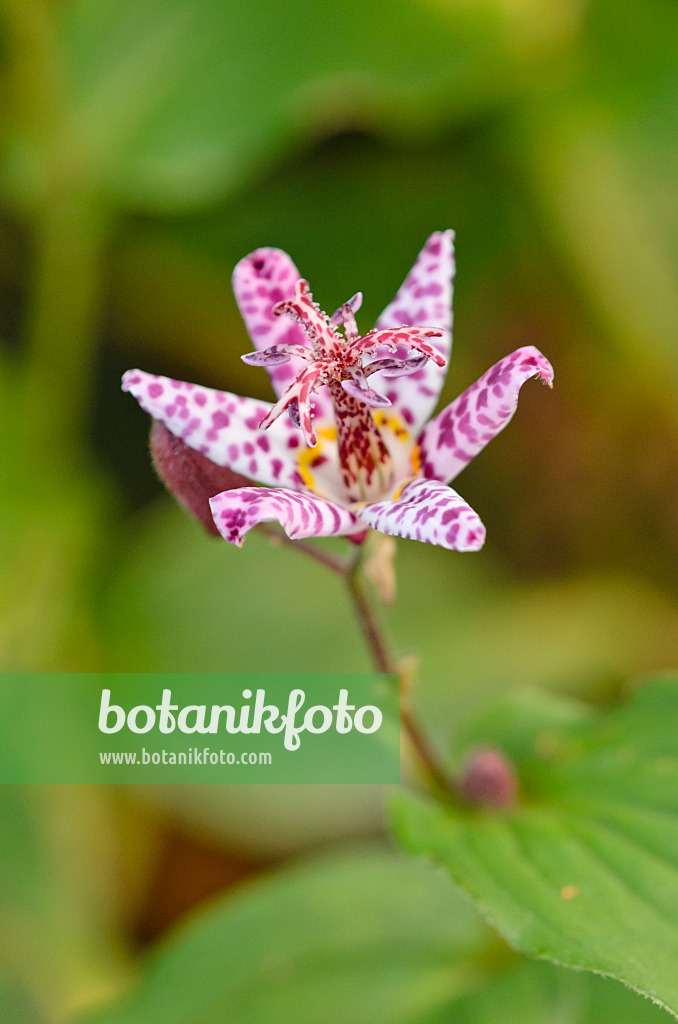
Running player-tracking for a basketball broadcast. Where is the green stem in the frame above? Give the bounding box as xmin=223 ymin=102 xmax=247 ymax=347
xmin=345 ymin=545 xmax=457 ymax=799
xmin=279 ymin=533 xmax=457 ymax=800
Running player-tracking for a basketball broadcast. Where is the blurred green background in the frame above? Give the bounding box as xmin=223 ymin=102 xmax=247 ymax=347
xmin=1 ymin=0 xmax=678 ymax=1021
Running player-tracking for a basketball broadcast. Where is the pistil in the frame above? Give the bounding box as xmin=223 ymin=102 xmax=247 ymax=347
xmin=327 ymin=381 xmax=393 ymax=502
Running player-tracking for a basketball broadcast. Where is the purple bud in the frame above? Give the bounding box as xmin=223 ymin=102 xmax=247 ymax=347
xmin=149 ymin=421 xmax=251 ymax=537
xmin=459 ymin=748 xmax=518 ymax=808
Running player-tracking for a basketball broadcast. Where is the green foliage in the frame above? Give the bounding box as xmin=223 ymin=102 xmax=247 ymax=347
xmin=394 ymin=680 xmax=678 ymax=1018
xmin=4 ymin=0 xmax=577 ymax=213
xmin=75 ymin=848 xmax=670 ymax=1024
xmin=75 ymin=849 xmax=490 ymax=1024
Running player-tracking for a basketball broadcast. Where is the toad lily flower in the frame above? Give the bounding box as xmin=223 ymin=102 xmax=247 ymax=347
xmin=123 ymin=231 xmax=553 ymax=551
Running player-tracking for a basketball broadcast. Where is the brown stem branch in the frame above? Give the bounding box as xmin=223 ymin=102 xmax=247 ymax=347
xmin=399 ymin=704 xmax=458 ymax=801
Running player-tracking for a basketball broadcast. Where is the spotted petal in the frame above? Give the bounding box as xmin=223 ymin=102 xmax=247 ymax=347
xmin=357 ymin=477 xmax=486 ymax=551
xmin=371 ymin=230 xmax=455 ymax=435
xmin=418 ymin=346 xmax=554 ymax=484
xmin=232 ymin=248 xmax=333 ymax=424
xmin=210 ymin=487 xmax=360 ymax=546
xmin=122 ymin=370 xmax=303 ymax=490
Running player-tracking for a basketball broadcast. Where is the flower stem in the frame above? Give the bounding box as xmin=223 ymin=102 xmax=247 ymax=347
xmin=345 ymin=552 xmax=394 ymax=674
xmin=345 ymin=546 xmax=457 ymax=799
xmin=258 ymin=526 xmax=457 ymax=798
xmin=399 ymin=705 xmax=458 ymax=801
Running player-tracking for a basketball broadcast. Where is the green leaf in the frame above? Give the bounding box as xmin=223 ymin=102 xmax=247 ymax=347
xmin=43 ymin=0 xmax=579 ymax=210
xmin=393 ymin=680 xmax=678 ymax=1019
xmin=427 ymin=958 xmax=671 ymax=1024
xmin=72 ymin=845 xmax=671 ymax=1024
xmin=74 ymin=848 xmax=492 ymax=1024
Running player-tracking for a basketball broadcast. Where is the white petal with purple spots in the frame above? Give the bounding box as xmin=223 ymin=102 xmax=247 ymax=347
xmin=210 ymin=487 xmax=360 ymax=546
xmin=418 ymin=346 xmax=554 ymax=484
xmin=371 ymin=230 xmax=455 ymax=436
xmin=122 ymin=370 xmax=303 ymax=490
xmin=357 ymin=477 xmax=486 ymax=551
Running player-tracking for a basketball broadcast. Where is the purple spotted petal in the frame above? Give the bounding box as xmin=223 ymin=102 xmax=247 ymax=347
xmin=232 ymin=248 xmax=333 ymax=424
xmin=357 ymin=478 xmax=486 ymax=551
xmin=122 ymin=370 xmax=303 ymax=490
xmin=419 ymin=346 xmax=554 ymax=484
xmin=371 ymin=230 xmax=455 ymax=435
xmin=210 ymin=487 xmax=360 ymax=546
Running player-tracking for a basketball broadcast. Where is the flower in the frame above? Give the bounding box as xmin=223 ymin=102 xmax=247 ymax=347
xmin=123 ymin=231 xmax=553 ymax=551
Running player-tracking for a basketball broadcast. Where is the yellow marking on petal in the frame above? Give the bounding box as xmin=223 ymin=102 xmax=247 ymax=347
xmin=297 ymin=426 xmax=337 ymax=492
xmin=391 ymin=471 xmax=424 ymax=503
xmin=374 ymin=410 xmax=411 ymax=442
xmin=410 ymin=442 xmax=422 ymax=476
xmin=391 ymin=480 xmax=407 ymax=502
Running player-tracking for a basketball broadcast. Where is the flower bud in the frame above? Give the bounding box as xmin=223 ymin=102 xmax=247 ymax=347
xmin=460 ymin=747 xmax=518 ymax=808
xmin=149 ymin=420 xmax=250 ymax=536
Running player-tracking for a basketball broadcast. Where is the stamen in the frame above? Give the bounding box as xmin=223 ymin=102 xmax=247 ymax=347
xmin=330 ymin=292 xmax=363 ymax=343
xmin=288 ymin=399 xmax=300 ymax=428
xmin=363 ymin=355 xmax=429 ymax=378
xmin=272 ymin=280 xmax=341 ymax=358
xmin=241 ymin=343 xmax=309 ymax=366
xmin=341 ymin=371 xmax=391 ymax=407
xmin=346 ymin=327 xmax=445 ymax=362
xmin=330 ymin=292 xmax=363 ymax=324
xmin=259 ymin=364 xmax=322 ymax=447
xmin=242 ymin=350 xmax=290 ymax=366
xmin=245 ymin=277 xmax=447 ymax=494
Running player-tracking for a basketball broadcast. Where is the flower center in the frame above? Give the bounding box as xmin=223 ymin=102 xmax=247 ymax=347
xmin=241 ymin=277 xmax=446 ymax=503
